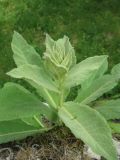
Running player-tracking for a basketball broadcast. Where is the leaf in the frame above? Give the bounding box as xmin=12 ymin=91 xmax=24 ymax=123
xmin=65 ymin=55 xmax=108 ymax=88
xmin=7 ymin=64 xmax=59 ymax=92
xmin=111 ymin=63 xmax=120 ymax=80
xmin=109 ymin=122 xmax=120 ymax=134
xmin=0 ymin=82 xmax=55 ymax=121
xmin=81 ymin=56 xmax=108 ymax=89
xmin=22 ymin=117 xmax=43 ymax=128
xmin=75 ymin=75 xmax=117 ymax=104
xmin=22 ymin=104 xmax=57 ymax=131
xmin=81 ymin=70 xmax=99 ymax=90
xmin=12 ymin=31 xmax=42 ymax=67
xmin=44 ymin=34 xmax=76 ymax=78
xmin=45 ymin=34 xmax=55 ymax=52
xmin=45 ymin=34 xmax=76 ymax=69
xmin=94 ymin=55 xmax=108 ymax=78
xmin=0 ymin=119 xmax=47 ymax=144
xmin=28 ymin=79 xmax=69 ymax=110
xmin=44 ymin=57 xmax=67 ymax=79
xmin=59 ymin=102 xmax=117 ymax=160
xmin=95 ymin=99 xmax=120 ymax=120
xmin=22 ymin=103 xmax=57 ymax=129
xmin=24 ymin=77 xmax=59 ymax=109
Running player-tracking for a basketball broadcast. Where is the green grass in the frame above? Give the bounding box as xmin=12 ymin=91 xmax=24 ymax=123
xmin=0 ymin=0 xmax=120 ymax=93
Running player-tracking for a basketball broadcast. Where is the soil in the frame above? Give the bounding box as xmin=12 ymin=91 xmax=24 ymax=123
xmin=0 ymin=127 xmax=85 ymax=160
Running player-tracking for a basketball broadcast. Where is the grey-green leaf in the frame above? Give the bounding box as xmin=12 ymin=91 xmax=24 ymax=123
xmin=95 ymin=99 xmax=120 ymax=120
xmin=65 ymin=55 xmax=108 ymax=88
xmin=59 ymin=102 xmax=117 ymax=160
xmin=75 ymin=75 xmax=117 ymax=104
xmin=0 ymin=82 xmax=54 ymax=121
xmin=0 ymin=119 xmax=47 ymax=144
xmin=81 ymin=56 xmax=108 ymax=89
xmin=22 ymin=117 xmax=43 ymax=128
xmin=7 ymin=64 xmax=59 ymax=92
xmin=111 ymin=63 xmax=120 ymax=80
xmin=12 ymin=31 xmax=42 ymax=67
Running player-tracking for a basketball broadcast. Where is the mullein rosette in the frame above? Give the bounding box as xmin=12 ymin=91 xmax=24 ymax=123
xmin=43 ymin=34 xmax=76 ymax=79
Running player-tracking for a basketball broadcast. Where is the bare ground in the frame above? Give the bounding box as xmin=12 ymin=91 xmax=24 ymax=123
xmin=0 ymin=127 xmax=85 ymax=160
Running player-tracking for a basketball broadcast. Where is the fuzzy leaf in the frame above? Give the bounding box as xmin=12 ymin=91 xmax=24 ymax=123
xmin=59 ymin=102 xmax=117 ymax=160
xmin=81 ymin=56 xmax=108 ymax=89
xmin=65 ymin=55 xmax=108 ymax=88
xmin=12 ymin=31 xmax=42 ymax=67
xmin=0 ymin=82 xmax=55 ymax=121
xmin=44 ymin=34 xmax=76 ymax=78
xmin=0 ymin=119 xmax=47 ymax=144
xmin=22 ymin=117 xmax=43 ymax=128
xmin=7 ymin=64 xmax=59 ymax=92
xmin=95 ymin=99 xmax=120 ymax=120
xmin=45 ymin=34 xmax=76 ymax=68
xmin=75 ymin=75 xmax=117 ymax=104
xmin=111 ymin=63 xmax=120 ymax=80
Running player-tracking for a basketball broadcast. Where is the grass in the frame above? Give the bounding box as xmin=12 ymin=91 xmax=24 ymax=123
xmin=0 ymin=0 xmax=120 ymax=92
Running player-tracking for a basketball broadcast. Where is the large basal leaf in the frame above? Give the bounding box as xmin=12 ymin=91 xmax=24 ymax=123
xmin=65 ymin=55 xmax=108 ymax=88
xmin=59 ymin=102 xmax=117 ymax=160
xmin=111 ymin=63 xmax=120 ymax=80
xmin=22 ymin=103 xmax=58 ymax=128
xmin=7 ymin=64 xmax=59 ymax=92
xmin=75 ymin=75 xmax=117 ymax=104
xmin=22 ymin=116 xmax=44 ymax=128
xmin=12 ymin=31 xmax=42 ymax=67
xmin=0 ymin=82 xmax=55 ymax=121
xmin=95 ymin=99 xmax=120 ymax=120
xmin=0 ymin=119 xmax=47 ymax=144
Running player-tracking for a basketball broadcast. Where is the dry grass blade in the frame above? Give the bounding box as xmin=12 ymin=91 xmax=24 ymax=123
xmin=0 ymin=127 xmax=83 ymax=160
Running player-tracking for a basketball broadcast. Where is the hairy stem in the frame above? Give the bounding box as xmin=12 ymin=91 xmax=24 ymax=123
xmin=58 ymin=77 xmax=65 ymax=108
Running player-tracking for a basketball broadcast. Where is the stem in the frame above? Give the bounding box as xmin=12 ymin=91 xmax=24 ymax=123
xmin=58 ymin=77 xmax=65 ymax=108
xmin=43 ymin=88 xmax=57 ymax=109
xmin=60 ymin=88 xmax=64 ymax=107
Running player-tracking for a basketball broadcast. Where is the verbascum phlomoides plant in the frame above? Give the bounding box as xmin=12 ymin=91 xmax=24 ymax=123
xmin=0 ymin=31 xmax=120 ymax=160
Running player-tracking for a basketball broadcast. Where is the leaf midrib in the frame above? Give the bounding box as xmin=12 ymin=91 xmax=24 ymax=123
xmin=12 ymin=44 xmax=28 ymax=62
xmin=60 ymin=106 xmax=112 ymax=159
xmin=78 ymin=78 xmax=117 ymax=104
xmin=0 ymin=128 xmax=47 ymax=138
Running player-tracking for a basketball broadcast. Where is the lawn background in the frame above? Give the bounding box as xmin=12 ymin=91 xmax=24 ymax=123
xmin=0 ymin=0 xmax=120 ymax=97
